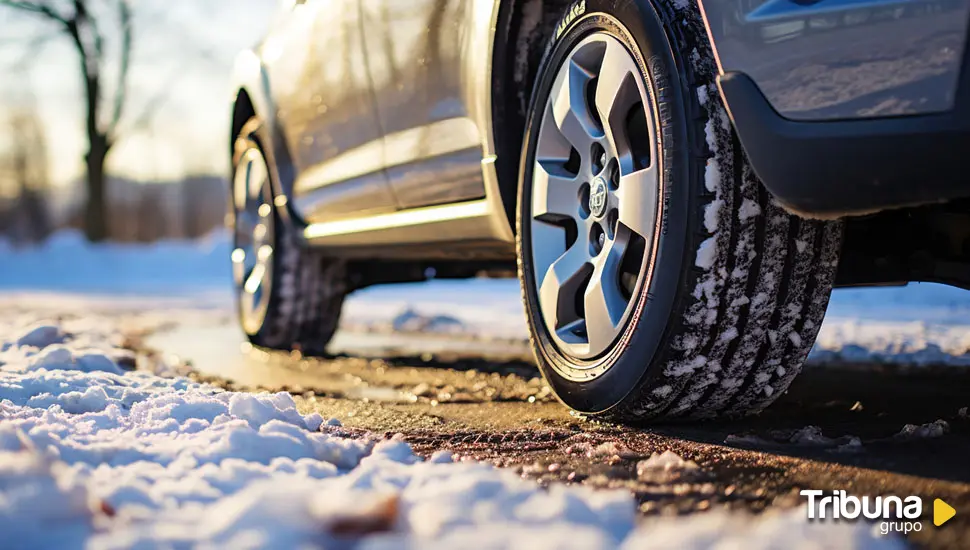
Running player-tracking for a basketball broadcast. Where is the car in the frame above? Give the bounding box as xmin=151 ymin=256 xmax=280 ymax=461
xmin=228 ymin=0 xmax=970 ymax=422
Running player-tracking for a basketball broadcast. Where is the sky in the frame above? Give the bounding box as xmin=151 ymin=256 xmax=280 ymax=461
xmin=0 ymin=0 xmax=279 ymax=190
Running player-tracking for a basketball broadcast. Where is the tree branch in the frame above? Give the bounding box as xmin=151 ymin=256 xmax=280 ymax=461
xmin=0 ymin=0 xmax=70 ymax=27
xmin=107 ymin=0 xmax=131 ymax=138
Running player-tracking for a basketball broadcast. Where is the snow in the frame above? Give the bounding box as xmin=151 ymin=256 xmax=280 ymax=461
xmin=738 ymin=198 xmax=762 ymax=221
xmin=788 ymin=426 xmax=864 ymax=452
xmin=635 ymin=451 xmax=705 ymax=484
xmin=694 ymin=237 xmax=718 ymax=269
xmin=343 ymin=280 xmax=527 ymax=342
xmin=894 ymin=419 xmax=950 ymax=440
xmin=7 ymin=229 xmax=970 ymax=372
xmin=703 ymin=158 xmax=721 ymax=194
xmin=725 ymin=427 xmax=864 ymax=453
xmin=0 ymin=229 xmax=231 ymax=299
xmin=621 ymin=508 xmax=906 ymax=550
xmin=346 ymin=280 xmax=970 ymax=367
xmin=3 ymin=231 xmax=970 ymax=367
xmin=0 ymin=314 xmax=900 ymax=548
xmin=703 ymin=199 xmax=722 ymax=233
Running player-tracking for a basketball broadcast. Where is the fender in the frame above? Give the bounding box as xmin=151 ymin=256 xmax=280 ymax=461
xmin=229 ymin=50 xmax=301 ymax=226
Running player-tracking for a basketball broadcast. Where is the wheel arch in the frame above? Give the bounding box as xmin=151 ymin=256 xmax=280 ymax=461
xmin=229 ymin=51 xmax=301 ymax=226
xmin=230 ymin=89 xmax=256 ymax=162
xmin=489 ymin=0 xmax=576 ymax=234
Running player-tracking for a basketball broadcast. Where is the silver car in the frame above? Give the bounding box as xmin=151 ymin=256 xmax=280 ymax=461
xmin=228 ymin=0 xmax=970 ymax=421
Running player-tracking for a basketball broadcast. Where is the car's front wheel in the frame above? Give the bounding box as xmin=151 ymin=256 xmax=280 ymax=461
xmin=516 ymin=0 xmax=843 ymax=421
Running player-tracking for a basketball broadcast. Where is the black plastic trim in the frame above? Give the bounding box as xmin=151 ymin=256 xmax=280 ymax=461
xmin=716 ymin=71 xmax=970 ymax=216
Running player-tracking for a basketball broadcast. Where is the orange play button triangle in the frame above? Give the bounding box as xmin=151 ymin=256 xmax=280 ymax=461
xmin=934 ymin=499 xmax=956 ymax=527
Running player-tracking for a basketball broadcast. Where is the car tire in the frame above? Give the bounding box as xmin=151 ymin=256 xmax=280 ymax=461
xmin=516 ymin=0 xmax=843 ymax=421
xmin=231 ymin=118 xmax=347 ymax=355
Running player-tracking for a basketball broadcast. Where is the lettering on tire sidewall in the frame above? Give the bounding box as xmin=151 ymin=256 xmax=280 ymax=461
xmin=556 ymin=0 xmax=588 ymax=40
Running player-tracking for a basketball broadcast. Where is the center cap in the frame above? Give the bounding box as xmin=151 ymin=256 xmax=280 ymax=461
xmin=589 ymin=176 xmax=609 ymax=218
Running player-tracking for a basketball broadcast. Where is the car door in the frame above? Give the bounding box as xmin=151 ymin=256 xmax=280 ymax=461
xmin=359 ymin=0 xmax=487 ymax=209
xmin=265 ymin=0 xmax=396 ymax=223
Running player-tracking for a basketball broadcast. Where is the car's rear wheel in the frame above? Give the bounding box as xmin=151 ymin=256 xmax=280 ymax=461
xmin=516 ymin=0 xmax=843 ymax=421
xmin=231 ymin=118 xmax=346 ymax=355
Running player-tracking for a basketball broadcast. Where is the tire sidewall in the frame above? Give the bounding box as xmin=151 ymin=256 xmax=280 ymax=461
xmin=517 ymin=0 xmax=698 ymax=413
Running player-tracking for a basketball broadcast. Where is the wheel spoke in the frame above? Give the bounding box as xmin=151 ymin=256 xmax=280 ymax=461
xmin=244 ymin=262 xmax=267 ymax=295
xmin=617 ymin=166 xmax=659 ymax=237
xmin=533 ymin=161 xmax=581 ymax=221
xmin=552 ymin=59 xmax=598 ymax=150
xmin=247 ymin=155 xmax=268 ymax=200
xmin=594 ymin=40 xmax=639 ymax=159
xmin=239 ymin=275 xmax=256 ymax=311
xmin=583 ymin=239 xmax=627 ymax=352
xmin=234 ymin=158 xmax=252 ymax=211
xmin=538 ymin=242 xmax=591 ymax=332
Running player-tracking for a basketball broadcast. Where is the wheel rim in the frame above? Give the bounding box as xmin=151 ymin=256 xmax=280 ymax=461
xmin=232 ymin=148 xmax=276 ymax=335
xmin=531 ymin=33 xmax=660 ymax=361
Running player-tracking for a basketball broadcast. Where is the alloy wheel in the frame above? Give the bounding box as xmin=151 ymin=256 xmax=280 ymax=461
xmin=530 ymin=33 xmax=660 ymax=360
xmin=232 ymin=148 xmax=276 ymax=335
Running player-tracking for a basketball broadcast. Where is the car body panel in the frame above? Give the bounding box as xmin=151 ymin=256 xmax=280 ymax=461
xmin=360 ymin=0 xmax=488 ymax=208
xmin=230 ymin=0 xmax=513 ymax=249
xmin=259 ymin=0 xmax=396 ymax=223
xmin=700 ymin=0 xmax=970 ymax=120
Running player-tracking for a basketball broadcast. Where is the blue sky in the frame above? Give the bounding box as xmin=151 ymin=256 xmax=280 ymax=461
xmin=0 ymin=0 xmax=278 ymax=189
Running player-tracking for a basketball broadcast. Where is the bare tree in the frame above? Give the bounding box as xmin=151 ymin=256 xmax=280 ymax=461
xmin=0 ymin=0 xmax=132 ymax=242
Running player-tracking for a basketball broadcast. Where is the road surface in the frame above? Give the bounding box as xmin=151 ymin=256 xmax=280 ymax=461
xmin=148 ymin=319 xmax=970 ymax=549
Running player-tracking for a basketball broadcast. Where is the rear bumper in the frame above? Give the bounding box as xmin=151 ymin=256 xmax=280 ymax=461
xmin=717 ymin=70 xmax=970 ymax=216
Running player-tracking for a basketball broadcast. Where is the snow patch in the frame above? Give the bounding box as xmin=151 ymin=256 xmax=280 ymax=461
xmin=0 ymin=230 xmax=231 ymax=297
xmin=727 ymin=427 xmax=864 ymax=452
xmin=695 ymin=237 xmax=718 ymax=269
xmin=810 ymin=316 xmax=970 ymax=367
xmin=703 ymin=157 xmax=721 ymax=193
xmin=894 ymin=419 xmax=950 ymax=440
xmin=635 ymin=451 xmax=707 ymax=484
xmin=622 ymin=506 xmax=907 ymax=550
xmin=0 ymin=314 xmax=900 ymax=547
xmin=16 ymin=324 xmax=68 ymax=348
xmin=738 ymin=199 xmax=762 ymax=221
xmin=703 ymin=199 xmax=722 ymax=233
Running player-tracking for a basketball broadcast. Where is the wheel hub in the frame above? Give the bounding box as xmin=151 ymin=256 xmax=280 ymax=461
xmin=589 ymin=176 xmax=609 ymax=219
xmin=529 ymin=32 xmax=660 ymax=361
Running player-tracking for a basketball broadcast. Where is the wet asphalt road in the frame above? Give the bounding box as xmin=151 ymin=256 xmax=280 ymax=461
xmin=148 ymin=321 xmax=970 ymax=549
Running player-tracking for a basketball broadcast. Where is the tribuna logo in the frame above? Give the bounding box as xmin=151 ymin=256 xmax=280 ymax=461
xmin=801 ymin=490 xmax=921 ymax=520
xmin=801 ymin=490 xmax=923 ymax=534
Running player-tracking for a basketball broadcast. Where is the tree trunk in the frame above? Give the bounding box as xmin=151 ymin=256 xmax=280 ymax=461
xmin=84 ymin=135 xmax=109 ymax=242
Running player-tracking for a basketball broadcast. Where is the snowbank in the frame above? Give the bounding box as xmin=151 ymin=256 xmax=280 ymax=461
xmin=0 ymin=230 xmax=231 ymax=296
xmin=343 ymin=279 xmax=527 ymax=341
xmin=347 ymin=279 xmax=970 ymax=366
xmin=0 ymin=318 xmax=901 ymax=549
